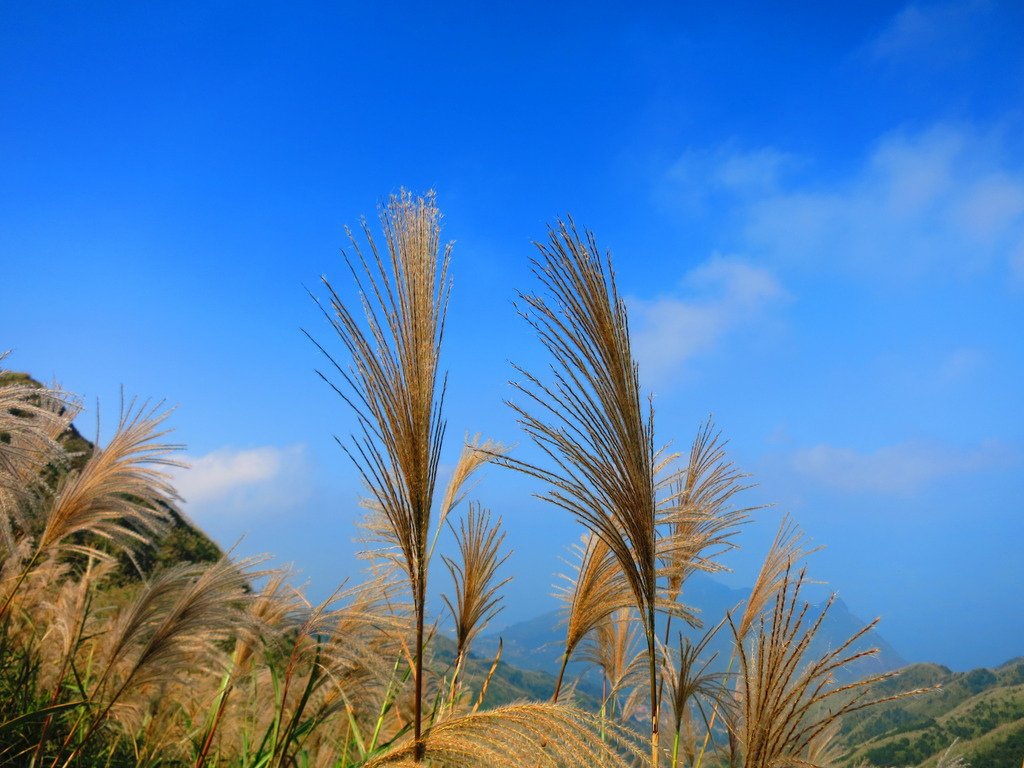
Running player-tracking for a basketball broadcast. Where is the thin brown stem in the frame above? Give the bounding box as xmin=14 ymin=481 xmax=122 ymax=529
xmin=195 ymin=678 xmax=233 ymax=768
xmin=648 ymin=603 xmax=660 ymax=767
xmin=413 ymin=574 xmax=426 ymax=761
xmin=552 ymin=653 xmax=570 ymax=702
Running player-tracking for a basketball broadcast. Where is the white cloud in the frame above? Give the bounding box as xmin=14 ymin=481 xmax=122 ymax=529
xmin=792 ymin=439 xmax=1016 ymax=495
xmin=629 ymin=255 xmax=787 ymax=385
xmin=723 ymin=124 xmax=1024 ymax=280
xmin=866 ymin=0 xmax=991 ymax=63
xmin=1012 ymin=238 xmax=1024 ymax=285
xmin=171 ymin=444 xmax=311 ymax=519
xmin=937 ymin=346 xmax=986 ymax=383
xmin=667 ymin=145 xmax=798 ymax=209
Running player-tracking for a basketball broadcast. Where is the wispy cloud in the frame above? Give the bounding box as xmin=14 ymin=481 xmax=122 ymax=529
xmin=666 ymin=145 xmax=799 ymax=210
xmin=747 ymin=125 xmax=1024 ymax=278
xmin=936 ymin=346 xmax=986 ymax=384
xmin=792 ymin=438 xmax=1017 ymax=494
xmin=866 ymin=0 xmax=992 ymax=63
xmin=668 ymin=124 xmax=1024 ymax=283
xmin=1013 ymin=240 xmax=1024 ymax=285
xmin=629 ymin=255 xmax=787 ymax=385
xmin=171 ymin=444 xmax=311 ymax=520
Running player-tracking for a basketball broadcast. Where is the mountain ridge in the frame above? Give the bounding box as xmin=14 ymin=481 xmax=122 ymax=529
xmin=475 ymin=570 xmax=907 ymax=697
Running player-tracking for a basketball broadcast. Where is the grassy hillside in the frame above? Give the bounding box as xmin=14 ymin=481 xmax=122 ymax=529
xmin=837 ymin=658 xmax=1024 ymax=767
xmin=2 ymin=372 xmax=585 ymax=714
xmin=0 ymin=370 xmax=222 ymax=579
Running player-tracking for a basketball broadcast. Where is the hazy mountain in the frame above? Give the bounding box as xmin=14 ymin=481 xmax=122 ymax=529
xmin=475 ymin=571 xmax=906 ymax=698
xmin=471 ymin=577 xmax=1024 ymax=766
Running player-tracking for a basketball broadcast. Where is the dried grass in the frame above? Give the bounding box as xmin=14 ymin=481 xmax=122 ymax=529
xmin=553 ymin=533 xmax=634 ymax=701
xmin=442 ymin=503 xmax=511 ymax=663
xmin=0 ymin=202 xmax=930 ymax=768
xmin=728 ymin=566 xmax=929 ymax=768
xmin=364 ymin=702 xmax=644 ymax=768
xmin=501 ymin=219 xmax=667 ymax=764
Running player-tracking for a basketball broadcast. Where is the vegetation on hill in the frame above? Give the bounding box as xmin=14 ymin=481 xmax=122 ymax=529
xmin=0 ymin=369 xmax=222 ymax=582
xmin=836 ymin=659 xmax=1024 ymax=767
xmin=429 ymin=635 xmax=600 ymax=711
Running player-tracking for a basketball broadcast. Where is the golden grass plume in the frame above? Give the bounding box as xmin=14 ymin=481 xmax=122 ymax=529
xmin=501 ymin=218 xmax=667 ymax=763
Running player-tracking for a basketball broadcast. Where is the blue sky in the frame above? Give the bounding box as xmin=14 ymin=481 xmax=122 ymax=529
xmin=3 ymin=1 xmax=1022 ymax=670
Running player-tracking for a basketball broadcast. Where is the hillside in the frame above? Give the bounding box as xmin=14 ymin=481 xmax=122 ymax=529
xmin=836 ymin=658 xmax=1024 ymax=767
xmin=476 ymin=597 xmax=1024 ymax=767
xmin=430 ymin=635 xmax=599 ymax=710
xmin=0 ymin=371 xmax=222 ymax=577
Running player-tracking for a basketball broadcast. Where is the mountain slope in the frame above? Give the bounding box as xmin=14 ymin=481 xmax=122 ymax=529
xmin=430 ymin=635 xmax=599 ymax=710
xmin=837 ymin=658 xmax=1024 ymax=767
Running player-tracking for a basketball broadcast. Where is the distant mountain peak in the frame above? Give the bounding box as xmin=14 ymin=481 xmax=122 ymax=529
xmin=477 ymin=572 xmax=906 ymax=695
